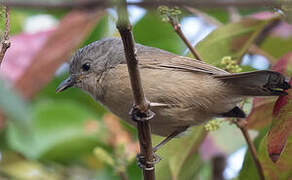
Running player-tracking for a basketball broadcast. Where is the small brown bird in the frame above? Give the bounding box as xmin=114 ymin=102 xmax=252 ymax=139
xmin=57 ymin=38 xmax=290 ymax=138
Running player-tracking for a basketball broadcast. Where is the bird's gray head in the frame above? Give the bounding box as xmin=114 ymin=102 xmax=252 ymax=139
xmin=56 ymin=37 xmax=125 ymax=96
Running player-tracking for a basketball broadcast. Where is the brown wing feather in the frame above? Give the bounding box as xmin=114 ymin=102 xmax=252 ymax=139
xmin=136 ymin=45 xmax=229 ymax=75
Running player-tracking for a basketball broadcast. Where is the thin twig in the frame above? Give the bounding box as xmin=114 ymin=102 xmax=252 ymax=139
xmin=234 ymin=118 xmax=265 ymax=180
xmin=0 ymin=5 xmax=11 ymax=66
xmin=3 ymin=0 xmax=289 ymax=10
xmin=168 ymin=16 xmax=203 ymax=61
xmin=212 ymin=155 xmax=226 ymax=180
xmin=116 ymin=1 xmax=155 ymax=180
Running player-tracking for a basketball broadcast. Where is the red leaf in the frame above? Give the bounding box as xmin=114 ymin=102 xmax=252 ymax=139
xmin=247 ymin=53 xmax=292 ymax=129
xmin=0 ymin=10 xmax=105 ymax=130
xmin=247 ymin=97 xmax=276 ymax=129
xmin=268 ymin=78 xmax=292 ymax=163
xmin=271 ymin=52 xmax=292 ymax=75
xmin=0 ymin=30 xmax=54 ymax=82
xmin=14 ymin=10 xmax=105 ymax=99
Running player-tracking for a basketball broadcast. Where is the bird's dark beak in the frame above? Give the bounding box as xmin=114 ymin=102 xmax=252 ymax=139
xmin=56 ymin=77 xmax=74 ymax=93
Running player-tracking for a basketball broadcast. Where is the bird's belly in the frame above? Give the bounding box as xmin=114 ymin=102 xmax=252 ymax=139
xmin=103 ymin=101 xmax=213 ymax=137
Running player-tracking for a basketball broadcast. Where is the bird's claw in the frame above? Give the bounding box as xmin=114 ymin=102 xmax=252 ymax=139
xmin=130 ymin=106 xmax=155 ymax=122
xmin=136 ymin=153 xmax=161 ymax=170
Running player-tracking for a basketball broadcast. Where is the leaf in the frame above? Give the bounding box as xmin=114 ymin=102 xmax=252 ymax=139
xmin=247 ymin=98 xmax=276 ymax=129
xmin=14 ymin=9 xmax=105 ymax=99
xmin=0 ymin=80 xmax=30 ymax=130
xmin=242 ymin=132 xmax=292 ymax=180
xmin=34 ymin=75 xmax=107 ymax=118
xmin=1 ymin=160 xmax=63 ymax=180
xmin=259 ymin=16 xmax=292 ymax=59
xmin=82 ymin=14 xmax=109 ymax=46
xmin=247 ymin=53 xmax=292 ymax=129
xmin=271 ymin=52 xmax=292 ymax=76
xmin=240 ymin=126 xmax=292 ymax=180
xmin=195 ymin=14 xmax=281 ymax=65
xmin=267 ymin=78 xmax=292 ymax=163
xmin=0 ymin=80 xmax=33 ymax=148
xmin=0 ymin=30 xmax=54 ymax=82
xmin=155 ymin=126 xmax=207 ymax=180
xmin=7 ymin=100 xmax=109 ymax=162
xmin=133 ymin=11 xmax=186 ymax=55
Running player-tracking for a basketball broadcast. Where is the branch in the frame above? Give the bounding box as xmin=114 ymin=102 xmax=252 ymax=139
xmin=234 ymin=118 xmax=265 ymax=180
xmin=0 ymin=5 xmax=11 ymax=66
xmin=168 ymin=16 xmax=203 ymax=61
xmin=116 ymin=1 xmax=155 ymax=179
xmin=212 ymin=155 xmax=226 ymax=180
xmin=3 ymin=0 xmax=288 ymax=10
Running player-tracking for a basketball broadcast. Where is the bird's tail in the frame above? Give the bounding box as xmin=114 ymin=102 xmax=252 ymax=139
xmin=214 ymin=70 xmax=290 ymax=96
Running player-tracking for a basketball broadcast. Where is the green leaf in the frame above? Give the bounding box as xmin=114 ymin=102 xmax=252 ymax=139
xmin=240 ymin=127 xmax=292 ymax=180
xmin=155 ymin=126 xmax=206 ymax=180
xmin=1 ymin=160 xmax=63 ymax=180
xmin=7 ymin=100 xmax=109 ymax=163
xmin=133 ymin=11 xmax=186 ymax=55
xmin=201 ymin=9 xmax=229 ymax=24
xmin=259 ymin=135 xmax=292 ymax=180
xmin=82 ymin=14 xmax=109 ymax=46
xmin=34 ymin=75 xmax=107 ymax=117
xmin=0 ymin=80 xmax=33 ymax=151
xmin=0 ymin=80 xmax=30 ymax=129
xmin=195 ymin=15 xmax=281 ymax=66
xmin=261 ymin=37 xmax=292 ymax=60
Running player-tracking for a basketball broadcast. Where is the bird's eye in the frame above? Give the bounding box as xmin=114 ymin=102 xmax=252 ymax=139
xmin=82 ymin=63 xmax=90 ymax=72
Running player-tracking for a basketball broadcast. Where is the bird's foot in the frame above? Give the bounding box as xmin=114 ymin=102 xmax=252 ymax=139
xmin=130 ymin=105 xmax=155 ymax=122
xmin=136 ymin=153 xmax=161 ymax=170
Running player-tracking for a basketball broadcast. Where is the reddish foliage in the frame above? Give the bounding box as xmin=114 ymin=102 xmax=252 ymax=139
xmin=268 ymin=78 xmax=292 ymax=163
xmin=0 ymin=10 xmax=105 ymax=129
xmin=247 ymin=98 xmax=276 ymax=129
xmin=14 ymin=10 xmax=105 ymax=99
xmin=271 ymin=52 xmax=292 ymax=75
xmin=0 ymin=30 xmax=54 ymax=82
xmin=247 ymin=53 xmax=292 ymax=129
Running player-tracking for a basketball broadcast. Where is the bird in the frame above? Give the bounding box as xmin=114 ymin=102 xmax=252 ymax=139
xmin=56 ymin=37 xmax=290 ymax=140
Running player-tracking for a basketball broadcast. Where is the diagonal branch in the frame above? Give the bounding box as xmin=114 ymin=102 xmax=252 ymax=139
xmin=168 ymin=16 xmax=203 ymax=61
xmin=116 ymin=1 xmax=155 ymax=179
xmin=234 ymin=117 xmax=265 ymax=180
xmin=0 ymin=5 xmax=11 ymax=66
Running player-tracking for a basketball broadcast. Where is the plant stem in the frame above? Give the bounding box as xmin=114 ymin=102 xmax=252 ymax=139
xmin=116 ymin=1 xmax=155 ymax=179
xmin=235 ymin=118 xmax=265 ymax=180
xmin=168 ymin=17 xmax=202 ymax=61
xmin=0 ymin=5 xmax=11 ymax=66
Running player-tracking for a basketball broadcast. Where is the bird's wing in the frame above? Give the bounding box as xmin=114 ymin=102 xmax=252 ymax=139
xmin=136 ymin=46 xmax=229 ymax=75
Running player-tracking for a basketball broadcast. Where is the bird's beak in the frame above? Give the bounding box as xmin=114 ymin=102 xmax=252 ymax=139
xmin=56 ymin=77 xmax=74 ymax=93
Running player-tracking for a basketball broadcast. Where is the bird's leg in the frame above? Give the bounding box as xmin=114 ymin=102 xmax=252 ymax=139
xmin=153 ymin=126 xmax=189 ymax=152
xmin=136 ymin=126 xmax=189 ymax=169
